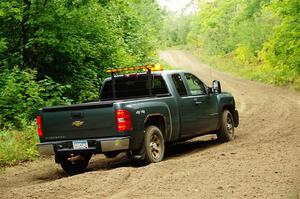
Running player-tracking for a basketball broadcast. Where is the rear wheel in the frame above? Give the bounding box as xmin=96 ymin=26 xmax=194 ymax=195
xmin=143 ymin=125 xmax=165 ymax=164
xmin=59 ymin=154 xmax=91 ymax=175
xmin=217 ymin=110 xmax=235 ymax=142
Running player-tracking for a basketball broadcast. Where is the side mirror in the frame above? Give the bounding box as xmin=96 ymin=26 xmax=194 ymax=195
xmin=212 ymin=80 xmax=221 ymax=94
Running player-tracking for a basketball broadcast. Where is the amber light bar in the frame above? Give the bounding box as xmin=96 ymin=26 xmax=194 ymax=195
xmin=105 ymin=64 xmax=163 ymax=73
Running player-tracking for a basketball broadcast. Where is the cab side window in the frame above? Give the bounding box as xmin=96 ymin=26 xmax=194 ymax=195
xmin=172 ymin=74 xmax=188 ymax=96
xmin=184 ymin=73 xmax=207 ymax=95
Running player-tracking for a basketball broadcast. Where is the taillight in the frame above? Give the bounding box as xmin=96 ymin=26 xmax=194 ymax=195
xmin=115 ymin=110 xmax=132 ymax=132
xmin=37 ymin=115 xmax=43 ymax=138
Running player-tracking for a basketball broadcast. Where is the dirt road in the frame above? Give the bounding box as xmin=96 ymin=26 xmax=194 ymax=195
xmin=1 ymin=50 xmax=299 ymax=198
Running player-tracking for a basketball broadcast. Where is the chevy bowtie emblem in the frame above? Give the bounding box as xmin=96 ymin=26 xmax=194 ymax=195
xmin=72 ymin=120 xmax=84 ymax=127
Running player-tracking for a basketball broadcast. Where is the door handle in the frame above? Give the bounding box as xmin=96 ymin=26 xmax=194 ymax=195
xmin=193 ymin=98 xmax=203 ymax=105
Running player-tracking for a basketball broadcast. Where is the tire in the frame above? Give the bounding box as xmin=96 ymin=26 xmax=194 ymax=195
xmin=142 ymin=125 xmax=165 ymax=164
xmin=59 ymin=154 xmax=91 ymax=175
xmin=217 ymin=110 xmax=235 ymax=142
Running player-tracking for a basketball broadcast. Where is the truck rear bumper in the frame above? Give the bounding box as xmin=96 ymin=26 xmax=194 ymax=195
xmin=37 ymin=137 xmax=130 ymax=156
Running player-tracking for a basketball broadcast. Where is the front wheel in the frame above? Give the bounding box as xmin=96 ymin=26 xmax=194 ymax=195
xmin=217 ymin=110 xmax=235 ymax=142
xmin=143 ymin=125 xmax=165 ymax=164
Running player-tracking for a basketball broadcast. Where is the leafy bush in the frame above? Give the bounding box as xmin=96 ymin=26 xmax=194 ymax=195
xmin=0 ymin=125 xmax=39 ymax=166
xmin=0 ymin=67 xmax=71 ymax=129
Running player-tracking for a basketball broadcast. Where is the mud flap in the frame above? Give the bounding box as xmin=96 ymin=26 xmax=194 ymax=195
xmin=233 ymin=110 xmax=239 ymax=127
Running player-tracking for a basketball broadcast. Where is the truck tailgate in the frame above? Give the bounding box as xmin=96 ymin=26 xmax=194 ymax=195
xmin=41 ymin=102 xmax=117 ymax=141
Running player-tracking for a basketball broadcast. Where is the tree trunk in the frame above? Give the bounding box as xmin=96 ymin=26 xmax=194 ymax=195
xmin=20 ymin=0 xmax=31 ymax=68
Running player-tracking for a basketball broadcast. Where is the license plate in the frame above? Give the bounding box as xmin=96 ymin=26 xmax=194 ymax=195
xmin=73 ymin=140 xmax=88 ymax=150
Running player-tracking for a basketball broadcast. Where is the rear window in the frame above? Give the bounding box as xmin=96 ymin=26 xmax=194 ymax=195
xmin=100 ymin=75 xmax=169 ymax=100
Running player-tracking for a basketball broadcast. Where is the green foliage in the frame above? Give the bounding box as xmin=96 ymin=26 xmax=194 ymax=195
xmin=193 ymin=47 xmax=300 ymax=90
xmin=0 ymin=125 xmax=39 ymax=166
xmin=160 ymin=12 xmax=193 ymax=47
xmin=0 ymin=67 xmax=71 ymax=129
xmin=261 ymin=0 xmax=300 ymax=73
xmin=24 ymin=0 xmax=162 ymax=102
xmin=0 ymin=38 xmax=7 ymax=53
xmin=164 ymin=0 xmax=300 ymax=89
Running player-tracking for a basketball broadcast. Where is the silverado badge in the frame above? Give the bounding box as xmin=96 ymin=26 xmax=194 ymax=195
xmin=72 ymin=120 xmax=84 ymax=127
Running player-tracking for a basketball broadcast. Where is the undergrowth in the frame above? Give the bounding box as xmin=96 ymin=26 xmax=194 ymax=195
xmin=190 ymin=48 xmax=300 ymax=91
xmin=0 ymin=125 xmax=39 ymax=166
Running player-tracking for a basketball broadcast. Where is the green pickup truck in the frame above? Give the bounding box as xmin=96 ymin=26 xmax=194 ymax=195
xmin=37 ymin=66 xmax=239 ymax=174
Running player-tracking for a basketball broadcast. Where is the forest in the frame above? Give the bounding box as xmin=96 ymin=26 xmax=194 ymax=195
xmin=0 ymin=0 xmax=299 ymax=165
xmin=162 ymin=0 xmax=299 ymax=90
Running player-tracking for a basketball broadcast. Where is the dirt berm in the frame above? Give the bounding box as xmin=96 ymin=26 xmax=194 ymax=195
xmin=0 ymin=50 xmax=299 ymax=199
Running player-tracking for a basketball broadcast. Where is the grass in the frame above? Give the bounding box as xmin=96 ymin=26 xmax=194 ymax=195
xmin=189 ymin=47 xmax=300 ymax=91
xmin=0 ymin=125 xmax=40 ymax=166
